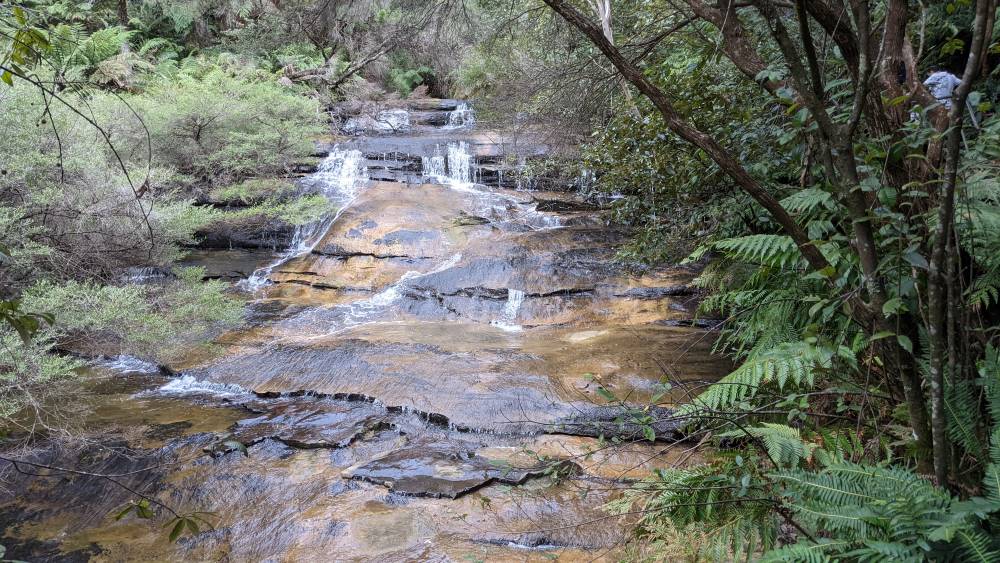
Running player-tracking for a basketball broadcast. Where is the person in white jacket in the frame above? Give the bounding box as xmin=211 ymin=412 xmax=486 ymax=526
xmin=924 ymin=68 xmax=962 ymax=109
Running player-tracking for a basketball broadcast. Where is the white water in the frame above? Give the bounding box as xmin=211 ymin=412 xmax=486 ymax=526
xmin=239 ymin=148 xmax=368 ymax=292
xmin=154 ymin=374 xmax=251 ymax=397
xmin=491 ymin=289 xmax=525 ymax=332
xmin=121 ymin=266 xmax=169 ymax=284
xmin=286 ymin=252 xmax=465 ymax=338
xmin=443 ymin=102 xmax=475 ymax=129
xmin=421 ymin=141 xmax=474 ymax=186
xmin=97 ymin=355 xmax=162 ymax=374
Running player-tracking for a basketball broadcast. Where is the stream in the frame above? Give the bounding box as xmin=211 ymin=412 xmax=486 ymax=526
xmin=1 ymin=99 xmax=729 ymax=562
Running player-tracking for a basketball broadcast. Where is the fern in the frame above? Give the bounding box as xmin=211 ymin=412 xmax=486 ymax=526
xmin=721 ymin=423 xmax=817 ymax=468
xmin=769 ymin=460 xmax=1000 ymax=560
xmin=780 ymin=188 xmax=836 ymax=215
xmin=946 ymin=377 xmax=988 ymax=461
xmin=678 ymin=341 xmax=828 ymax=416
xmin=759 ymin=540 xmax=843 ymax=562
xmin=610 ymin=463 xmax=779 ymax=560
xmin=712 ymin=234 xmax=801 ymax=268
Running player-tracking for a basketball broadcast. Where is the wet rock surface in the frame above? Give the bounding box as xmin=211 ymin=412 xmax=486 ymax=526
xmin=3 ymin=99 xmax=728 ymax=561
xmin=343 ymin=440 xmax=553 ymax=498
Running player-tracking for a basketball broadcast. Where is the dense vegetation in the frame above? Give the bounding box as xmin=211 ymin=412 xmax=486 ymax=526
xmin=5 ymin=0 xmax=1000 ymax=560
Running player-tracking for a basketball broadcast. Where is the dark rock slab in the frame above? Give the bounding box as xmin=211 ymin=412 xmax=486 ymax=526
xmin=614 ymin=285 xmax=693 ymax=299
xmin=232 ymin=398 xmax=390 ymax=449
xmin=551 ymin=405 xmax=683 ymax=442
xmin=344 ymin=442 xmax=551 ymax=498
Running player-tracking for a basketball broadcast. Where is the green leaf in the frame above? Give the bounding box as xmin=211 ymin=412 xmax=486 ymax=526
xmin=596 ymin=386 xmax=616 ymax=402
xmin=221 ymin=439 xmax=249 ymax=457
xmin=168 ymin=519 xmax=185 ymax=542
xmin=897 ymin=335 xmax=913 ymax=353
xmin=643 ymin=426 xmax=656 ymax=442
xmin=113 ymin=504 xmax=135 ymax=521
xmin=882 ymin=297 xmax=905 ymax=316
xmin=904 ymin=250 xmax=929 ymax=270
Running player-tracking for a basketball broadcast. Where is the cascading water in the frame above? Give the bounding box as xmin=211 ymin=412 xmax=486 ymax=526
xmin=443 ymin=102 xmax=475 ymax=129
xmin=421 ymin=142 xmax=474 ymax=186
xmin=447 ymin=142 xmax=472 ymax=184
xmin=490 ymin=289 xmax=525 ymax=332
xmin=280 ymin=253 xmax=465 ymax=339
xmin=239 ymin=148 xmax=368 ymax=291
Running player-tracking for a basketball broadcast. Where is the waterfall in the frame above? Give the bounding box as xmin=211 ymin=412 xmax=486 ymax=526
xmin=97 ymin=355 xmax=162 ymax=374
xmin=422 ymin=142 xmax=474 ymax=186
xmin=239 ymin=148 xmax=368 ymax=291
xmin=421 ymin=146 xmax=447 ymax=180
xmin=491 ymin=289 xmax=525 ymax=332
xmin=447 ymin=142 xmax=472 ymax=184
xmin=444 ymin=103 xmax=475 ymax=129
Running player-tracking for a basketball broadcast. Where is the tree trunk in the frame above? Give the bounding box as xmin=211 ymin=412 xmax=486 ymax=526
xmin=117 ymin=0 xmax=129 ymax=27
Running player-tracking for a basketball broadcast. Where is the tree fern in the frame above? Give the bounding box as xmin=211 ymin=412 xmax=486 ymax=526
xmin=712 ymin=234 xmax=801 ymax=268
xmin=780 ymin=188 xmax=836 ymax=216
xmin=678 ymin=341 xmax=829 ymax=416
xmin=721 ymin=423 xmax=817 ymax=468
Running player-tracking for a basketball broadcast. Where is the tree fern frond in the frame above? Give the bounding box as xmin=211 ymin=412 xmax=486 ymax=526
xmin=721 ymin=423 xmax=816 ymax=468
xmin=712 ymin=234 xmax=800 ymax=268
xmin=955 ymin=528 xmax=1000 ymax=563
xmin=780 ymin=188 xmax=836 ymax=215
xmin=678 ymin=341 xmax=827 ymax=416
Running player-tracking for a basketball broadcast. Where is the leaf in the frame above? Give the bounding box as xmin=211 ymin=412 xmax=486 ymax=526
xmin=221 ymin=439 xmax=249 ymax=457
xmin=168 ymin=519 xmax=185 ymax=542
xmin=904 ymin=250 xmax=929 ymax=270
xmin=113 ymin=504 xmax=135 ymax=521
xmin=596 ymin=386 xmax=616 ymax=402
xmin=643 ymin=426 xmax=656 ymax=442
xmin=897 ymin=335 xmax=913 ymax=353
xmin=882 ymin=297 xmax=905 ymax=316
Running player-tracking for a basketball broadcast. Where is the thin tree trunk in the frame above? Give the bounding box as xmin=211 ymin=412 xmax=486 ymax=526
xmin=117 ymin=0 xmax=129 ymax=27
xmin=926 ymin=0 xmax=992 ymax=485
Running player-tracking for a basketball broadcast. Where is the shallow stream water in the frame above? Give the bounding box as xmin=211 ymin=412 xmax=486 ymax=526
xmin=1 ymin=100 xmax=729 ymax=562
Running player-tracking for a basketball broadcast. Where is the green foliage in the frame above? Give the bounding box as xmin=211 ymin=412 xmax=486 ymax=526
xmin=132 ymin=66 xmax=323 ymax=185
xmin=722 ymin=423 xmax=818 ymax=469
xmin=677 ymin=342 xmax=834 ymax=415
xmin=210 ymin=178 xmax=299 ymax=205
xmin=0 ymin=329 xmax=83 ymax=418
xmin=609 ymin=459 xmax=779 ymax=560
xmin=771 ymin=460 xmax=1000 ymax=561
xmin=388 ymin=65 xmax=433 ymax=95
xmin=21 ymin=268 xmax=243 ymax=361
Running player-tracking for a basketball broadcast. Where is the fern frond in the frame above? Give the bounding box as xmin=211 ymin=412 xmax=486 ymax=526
xmin=712 ymin=234 xmax=800 ymax=268
xmin=946 ymin=377 xmax=987 ymax=460
xmin=678 ymin=341 xmax=827 ymax=416
xmin=759 ymin=540 xmax=844 ymax=563
xmin=780 ymin=188 xmax=836 ymax=215
xmin=955 ymin=528 xmax=1000 ymax=563
xmin=721 ymin=423 xmax=816 ymax=468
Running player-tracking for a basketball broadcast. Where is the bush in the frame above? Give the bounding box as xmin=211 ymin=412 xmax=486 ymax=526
xmin=130 ymin=66 xmax=324 ymax=186
xmin=22 ymin=267 xmax=244 ymax=362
